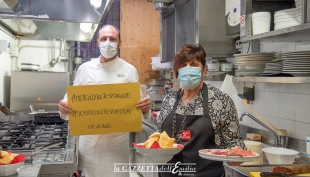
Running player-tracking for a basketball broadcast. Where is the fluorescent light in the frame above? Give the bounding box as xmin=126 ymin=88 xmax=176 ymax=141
xmin=80 ymin=23 xmax=93 ymax=33
xmin=90 ymin=0 xmax=102 ymax=9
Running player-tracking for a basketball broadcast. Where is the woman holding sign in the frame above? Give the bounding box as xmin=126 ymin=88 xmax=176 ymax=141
xmin=156 ymin=44 xmax=246 ymax=177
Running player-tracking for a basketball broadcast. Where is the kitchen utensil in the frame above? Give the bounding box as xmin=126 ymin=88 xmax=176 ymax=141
xmin=30 ymin=140 xmax=64 ymax=163
xmin=33 ymin=113 xmax=65 ymax=125
xmin=262 ymin=147 xmax=299 ymax=164
xmin=20 ymin=63 xmax=40 ymax=71
xmin=241 ymin=100 xmax=287 ymax=136
xmin=242 ymin=140 xmax=263 ymax=165
xmin=260 ymin=172 xmax=289 ymax=177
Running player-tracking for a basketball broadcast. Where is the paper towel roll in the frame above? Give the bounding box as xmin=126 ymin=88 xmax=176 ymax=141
xmin=220 ymin=74 xmax=244 ymax=96
xmin=243 ymin=140 xmax=263 ymax=165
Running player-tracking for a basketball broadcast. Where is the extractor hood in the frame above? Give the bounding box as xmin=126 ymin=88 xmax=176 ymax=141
xmin=0 ymin=0 xmax=114 ymax=41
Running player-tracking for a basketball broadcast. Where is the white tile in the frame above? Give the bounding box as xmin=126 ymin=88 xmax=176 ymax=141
xmin=295 ymin=31 xmax=310 ymax=41
xmin=254 ymin=83 xmax=264 ymax=91
xmin=279 ymin=42 xmax=297 ymax=53
xmin=265 ymin=83 xmax=278 ymax=92
xmin=263 ymin=92 xmax=279 ymax=117
xmin=277 ymin=34 xmax=295 ymax=42
xmin=295 ymin=84 xmax=310 ymax=94
xmin=279 ymin=118 xmax=295 ymax=137
xmin=231 ymin=95 xmax=248 ymax=112
xmin=294 ymin=122 xmax=310 ymax=140
xmin=278 ymin=93 xmax=294 ymax=120
xmin=251 ymin=115 xmax=278 ymax=132
xmin=251 ymin=91 xmax=264 ymax=115
xmin=278 ymin=84 xmax=295 ymax=93
xmin=295 ymin=42 xmax=310 ymax=51
xmin=294 ymin=94 xmax=310 ymax=123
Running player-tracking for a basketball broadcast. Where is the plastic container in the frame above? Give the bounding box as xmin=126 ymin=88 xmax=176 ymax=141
xmin=262 ymin=147 xmax=299 ymax=164
xmin=207 ymin=60 xmax=220 ymax=71
xmin=243 ymin=140 xmax=263 ymax=165
xmin=252 ymin=12 xmax=271 ymax=35
xmin=307 ymin=136 xmax=310 ymax=158
xmin=220 ymin=63 xmax=233 ymax=71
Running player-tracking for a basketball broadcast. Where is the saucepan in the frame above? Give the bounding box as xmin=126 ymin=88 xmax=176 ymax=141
xmin=29 ymin=105 xmax=65 ymax=125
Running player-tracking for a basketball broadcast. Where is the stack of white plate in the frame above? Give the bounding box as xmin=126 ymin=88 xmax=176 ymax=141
xmin=234 ymin=52 xmax=277 ymax=76
xmin=263 ymin=60 xmax=283 ymax=73
xmin=274 ymin=8 xmax=301 ymax=30
xmin=295 ymin=0 xmax=302 ymax=22
xmin=282 ymin=51 xmax=310 ymax=76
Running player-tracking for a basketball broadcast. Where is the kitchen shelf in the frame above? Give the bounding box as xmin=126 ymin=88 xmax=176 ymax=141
xmin=240 ymin=23 xmax=310 ymax=42
xmin=232 ymin=76 xmax=310 ymax=83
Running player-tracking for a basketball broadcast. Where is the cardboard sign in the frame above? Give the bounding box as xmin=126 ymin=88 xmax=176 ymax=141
xmin=67 ymin=82 xmax=142 ymax=136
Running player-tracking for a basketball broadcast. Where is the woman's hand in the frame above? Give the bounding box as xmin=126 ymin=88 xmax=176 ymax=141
xmin=137 ymin=97 xmax=151 ymax=113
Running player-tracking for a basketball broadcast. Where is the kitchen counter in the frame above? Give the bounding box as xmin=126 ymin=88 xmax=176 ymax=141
xmin=141 ymin=119 xmax=310 ymax=177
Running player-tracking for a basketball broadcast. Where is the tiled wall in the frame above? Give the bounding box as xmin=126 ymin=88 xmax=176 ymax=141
xmin=206 ymin=81 xmax=310 ymax=141
xmin=205 ymin=31 xmax=310 ymax=141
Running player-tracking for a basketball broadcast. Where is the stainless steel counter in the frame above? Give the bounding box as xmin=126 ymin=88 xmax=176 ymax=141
xmin=140 ymin=119 xmax=310 ymax=177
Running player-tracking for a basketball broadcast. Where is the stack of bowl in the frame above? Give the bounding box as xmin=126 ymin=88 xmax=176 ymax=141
xmin=252 ymin=12 xmax=271 ymax=35
xmin=274 ymin=8 xmax=301 ymax=30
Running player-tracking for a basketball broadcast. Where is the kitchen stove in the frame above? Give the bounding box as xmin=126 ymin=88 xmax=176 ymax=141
xmin=0 ymin=120 xmax=69 ymax=164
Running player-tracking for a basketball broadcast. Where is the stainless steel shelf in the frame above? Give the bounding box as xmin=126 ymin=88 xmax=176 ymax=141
xmin=240 ymin=23 xmax=310 ymax=42
xmin=232 ymin=77 xmax=310 ymax=83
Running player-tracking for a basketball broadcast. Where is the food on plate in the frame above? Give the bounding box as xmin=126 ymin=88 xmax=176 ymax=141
xmin=158 ymin=131 xmax=175 ymax=148
xmin=134 ymin=131 xmax=182 ymax=149
xmin=270 ymin=164 xmax=310 ymax=174
xmin=0 ymin=150 xmax=19 ymax=165
xmin=203 ymin=146 xmax=256 ymax=157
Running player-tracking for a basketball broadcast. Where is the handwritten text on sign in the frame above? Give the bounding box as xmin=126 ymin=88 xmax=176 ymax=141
xmin=67 ymin=83 xmax=142 ymax=136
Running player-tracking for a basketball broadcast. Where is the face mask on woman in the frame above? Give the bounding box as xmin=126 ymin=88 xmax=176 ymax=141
xmin=178 ymin=66 xmax=202 ymax=89
xmin=99 ymin=41 xmax=118 ymax=58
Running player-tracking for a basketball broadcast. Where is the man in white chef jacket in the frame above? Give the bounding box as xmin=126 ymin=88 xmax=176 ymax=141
xmin=58 ymin=25 xmax=151 ymax=177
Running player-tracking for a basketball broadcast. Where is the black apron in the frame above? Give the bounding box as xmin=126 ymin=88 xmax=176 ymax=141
xmin=159 ymin=83 xmax=225 ymax=177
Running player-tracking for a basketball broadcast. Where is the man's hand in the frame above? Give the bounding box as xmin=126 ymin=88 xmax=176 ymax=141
xmin=137 ymin=97 xmax=151 ymax=113
xmin=58 ymin=100 xmax=72 ymax=114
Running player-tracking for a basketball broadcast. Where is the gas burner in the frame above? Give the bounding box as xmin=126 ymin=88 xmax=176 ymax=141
xmin=1 ymin=123 xmax=17 ymax=128
xmin=0 ymin=128 xmax=9 ymax=133
xmin=20 ymin=133 xmax=38 ymax=140
xmin=24 ymin=127 xmax=41 ymax=133
xmin=0 ymin=140 xmax=14 ymax=150
xmin=11 ymin=140 xmax=33 ymax=150
xmin=36 ymin=133 xmax=52 ymax=140
xmin=0 ymin=133 xmax=20 ymax=140
xmin=51 ymin=133 xmax=68 ymax=139
xmin=9 ymin=127 xmax=26 ymax=133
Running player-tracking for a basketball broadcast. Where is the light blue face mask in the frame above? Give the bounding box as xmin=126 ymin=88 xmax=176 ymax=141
xmin=178 ymin=66 xmax=202 ymax=89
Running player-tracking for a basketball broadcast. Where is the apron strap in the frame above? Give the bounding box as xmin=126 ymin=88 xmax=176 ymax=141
xmin=202 ymin=83 xmax=209 ymax=116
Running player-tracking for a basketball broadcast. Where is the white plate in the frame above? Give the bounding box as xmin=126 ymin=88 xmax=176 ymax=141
xmin=234 ymin=52 xmax=276 ymax=57
xmin=235 ymin=62 xmax=268 ymax=65
xmin=283 ymin=51 xmax=310 ymax=55
xmin=198 ymin=149 xmax=260 ymax=162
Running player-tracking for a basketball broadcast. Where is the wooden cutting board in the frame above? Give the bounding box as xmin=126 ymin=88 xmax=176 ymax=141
xmin=249 ymin=172 xmax=310 ymax=177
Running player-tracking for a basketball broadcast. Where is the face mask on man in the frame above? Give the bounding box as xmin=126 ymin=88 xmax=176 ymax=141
xmin=178 ymin=66 xmax=202 ymax=89
xmin=99 ymin=41 xmax=118 ymax=58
